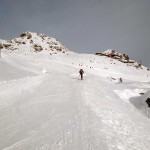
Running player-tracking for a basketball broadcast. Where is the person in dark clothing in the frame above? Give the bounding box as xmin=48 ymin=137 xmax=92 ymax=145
xmin=79 ymin=69 xmax=84 ymax=80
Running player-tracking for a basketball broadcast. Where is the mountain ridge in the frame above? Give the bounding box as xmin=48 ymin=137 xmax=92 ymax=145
xmin=0 ymin=31 xmax=149 ymax=71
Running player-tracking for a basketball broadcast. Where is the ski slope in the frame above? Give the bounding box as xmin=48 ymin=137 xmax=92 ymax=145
xmin=0 ymin=31 xmax=150 ymax=149
xmin=0 ymin=50 xmax=150 ymax=150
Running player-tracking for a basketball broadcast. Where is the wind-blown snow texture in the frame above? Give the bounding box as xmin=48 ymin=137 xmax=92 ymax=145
xmin=0 ymin=32 xmax=150 ymax=150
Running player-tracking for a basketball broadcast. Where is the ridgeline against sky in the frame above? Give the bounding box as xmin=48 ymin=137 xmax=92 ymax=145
xmin=0 ymin=0 xmax=149 ymax=67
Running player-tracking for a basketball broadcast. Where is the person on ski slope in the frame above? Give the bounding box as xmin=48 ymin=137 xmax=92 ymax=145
xmin=79 ymin=69 xmax=84 ymax=80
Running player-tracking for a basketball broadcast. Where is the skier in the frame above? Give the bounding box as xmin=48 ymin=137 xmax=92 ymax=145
xmin=79 ymin=69 xmax=84 ymax=80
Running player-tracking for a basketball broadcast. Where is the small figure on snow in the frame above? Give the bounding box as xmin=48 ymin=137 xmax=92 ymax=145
xmin=79 ymin=69 xmax=84 ymax=80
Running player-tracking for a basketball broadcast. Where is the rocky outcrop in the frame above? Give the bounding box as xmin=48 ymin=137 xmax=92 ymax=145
xmin=33 ymin=44 xmax=43 ymax=52
xmin=3 ymin=43 xmax=11 ymax=48
xmin=95 ymin=49 xmax=146 ymax=69
xmin=0 ymin=43 xmax=3 ymax=49
xmin=96 ymin=49 xmax=133 ymax=63
xmin=146 ymin=98 xmax=150 ymax=107
xmin=20 ymin=32 xmax=32 ymax=39
xmin=0 ymin=31 xmax=69 ymax=54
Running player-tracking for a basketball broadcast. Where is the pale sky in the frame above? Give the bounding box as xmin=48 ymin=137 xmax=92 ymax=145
xmin=0 ymin=0 xmax=150 ymax=67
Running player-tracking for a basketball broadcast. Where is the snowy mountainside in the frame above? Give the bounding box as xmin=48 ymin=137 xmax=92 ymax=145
xmin=0 ymin=32 xmax=68 ymax=54
xmin=0 ymin=33 xmax=150 ymax=150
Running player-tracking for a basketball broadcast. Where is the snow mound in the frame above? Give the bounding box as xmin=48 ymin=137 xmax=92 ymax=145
xmin=42 ymin=68 xmax=47 ymax=74
xmin=114 ymin=88 xmax=147 ymax=103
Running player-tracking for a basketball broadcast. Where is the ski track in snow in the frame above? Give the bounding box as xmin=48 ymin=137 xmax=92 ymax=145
xmin=0 ymin=74 xmax=104 ymax=150
xmin=0 ymin=52 xmax=150 ymax=150
xmin=0 ymin=74 xmax=149 ymax=150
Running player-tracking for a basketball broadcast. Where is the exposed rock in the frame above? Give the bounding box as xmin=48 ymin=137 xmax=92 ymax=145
xmin=0 ymin=31 xmax=69 ymax=53
xmin=20 ymin=32 xmax=32 ymax=39
xmin=107 ymin=76 xmax=123 ymax=83
xmin=20 ymin=32 xmax=26 ymax=37
xmin=0 ymin=43 xmax=3 ymax=49
xmin=146 ymin=98 xmax=150 ymax=107
xmin=30 ymin=40 xmax=33 ymax=44
xmin=96 ymin=49 xmax=134 ymax=64
xmin=139 ymin=93 xmax=145 ymax=95
xmin=134 ymin=62 xmax=142 ymax=69
xmin=14 ymin=39 xmax=22 ymax=44
xmin=22 ymin=42 xmax=26 ymax=44
xmin=3 ymin=43 xmax=11 ymax=48
xmin=33 ymin=44 xmax=43 ymax=52
xmin=123 ymin=54 xmax=129 ymax=61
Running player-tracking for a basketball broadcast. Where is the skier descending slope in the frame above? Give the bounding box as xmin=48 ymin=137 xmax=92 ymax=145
xmin=79 ymin=69 xmax=84 ymax=80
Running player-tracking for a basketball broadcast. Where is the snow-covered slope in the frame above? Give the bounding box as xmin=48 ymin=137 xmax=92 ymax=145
xmin=0 ymin=32 xmax=150 ymax=150
xmin=0 ymin=32 xmax=68 ymax=54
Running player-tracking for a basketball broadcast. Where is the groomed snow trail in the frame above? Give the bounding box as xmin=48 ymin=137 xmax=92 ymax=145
xmin=0 ymin=72 xmax=150 ymax=150
xmin=0 ymin=73 xmax=106 ymax=150
xmin=0 ymin=52 xmax=150 ymax=150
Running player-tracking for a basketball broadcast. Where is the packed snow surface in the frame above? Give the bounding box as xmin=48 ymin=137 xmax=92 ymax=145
xmin=0 ymin=33 xmax=150 ymax=150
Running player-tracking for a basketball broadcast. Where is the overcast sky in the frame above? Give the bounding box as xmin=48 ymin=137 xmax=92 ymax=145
xmin=0 ymin=0 xmax=149 ymax=67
